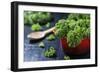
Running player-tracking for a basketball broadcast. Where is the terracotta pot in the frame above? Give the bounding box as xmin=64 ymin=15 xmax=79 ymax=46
xmin=60 ymin=37 xmax=90 ymax=55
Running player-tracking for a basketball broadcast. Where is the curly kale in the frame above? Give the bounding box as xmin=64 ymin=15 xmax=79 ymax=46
xmin=55 ymin=19 xmax=69 ymax=38
xmin=46 ymin=34 xmax=55 ymax=41
xmin=55 ymin=13 xmax=90 ymax=47
xmin=64 ymin=56 xmax=70 ymax=60
xmin=44 ymin=47 xmax=56 ymax=58
xmin=39 ymin=42 xmax=45 ymax=48
xmin=31 ymin=23 xmax=42 ymax=31
xmin=24 ymin=11 xmax=53 ymax=25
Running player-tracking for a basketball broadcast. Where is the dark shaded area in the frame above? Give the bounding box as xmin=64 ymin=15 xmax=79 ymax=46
xmin=66 ymin=52 xmax=90 ymax=59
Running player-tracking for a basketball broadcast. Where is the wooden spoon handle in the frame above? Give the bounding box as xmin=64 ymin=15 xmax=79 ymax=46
xmin=44 ymin=27 xmax=56 ymax=34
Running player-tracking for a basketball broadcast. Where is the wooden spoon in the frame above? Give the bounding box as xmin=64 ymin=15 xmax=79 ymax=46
xmin=27 ymin=27 xmax=55 ymax=40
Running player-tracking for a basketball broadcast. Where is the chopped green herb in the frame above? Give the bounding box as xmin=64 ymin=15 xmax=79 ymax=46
xmin=46 ymin=22 xmax=50 ymax=28
xmin=31 ymin=23 xmax=42 ymax=31
xmin=39 ymin=42 xmax=45 ymax=48
xmin=46 ymin=34 xmax=55 ymax=41
xmin=64 ymin=56 xmax=70 ymax=60
xmin=44 ymin=47 xmax=56 ymax=58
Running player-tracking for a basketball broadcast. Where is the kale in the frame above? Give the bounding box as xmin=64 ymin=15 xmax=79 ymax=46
xmin=55 ymin=13 xmax=90 ymax=47
xmin=39 ymin=42 xmax=45 ymax=48
xmin=55 ymin=19 xmax=69 ymax=38
xmin=24 ymin=11 xmax=53 ymax=25
xmin=46 ymin=22 xmax=50 ymax=28
xmin=44 ymin=47 xmax=56 ymax=58
xmin=64 ymin=56 xmax=70 ymax=60
xmin=24 ymin=12 xmax=33 ymax=25
xmin=31 ymin=23 xmax=42 ymax=31
xmin=46 ymin=34 xmax=55 ymax=41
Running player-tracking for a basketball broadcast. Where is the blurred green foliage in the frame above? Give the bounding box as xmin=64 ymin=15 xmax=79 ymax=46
xmin=24 ymin=11 xmax=53 ymax=25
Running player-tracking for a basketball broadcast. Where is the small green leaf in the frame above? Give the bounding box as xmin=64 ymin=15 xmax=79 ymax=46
xmin=31 ymin=23 xmax=42 ymax=31
xmin=46 ymin=22 xmax=50 ymax=28
xmin=46 ymin=34 xmax=55 ymax=41
xmin=39 ymin=42 xmax=45 ymax=48
xmin=64 ymin=56 xmax=70 ymax=60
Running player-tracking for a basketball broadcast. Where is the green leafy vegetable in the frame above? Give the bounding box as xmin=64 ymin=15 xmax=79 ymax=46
xmin=39 ymin=42 xmax=45 ymax=48
xmin=64 ymin=56 xmax=70 ymax=60
xmin=44 ymin=47 xmax=56 ymax=58
xmin=31 ymin=23 xmax=42 ymax=31
xmin=67 ymin=13 xmax=90 ymax=21
xmin=24 ymin=12 xmax=33 ymax=25
xmin=24 ymin=11 xmax=53 ymax=25
xmin=55 ymin=13 xmax=90 ymax=47
xmin=55 ymin=19 xmax=69 ymax=38
xmin=46 ymin=34 xmax=55 ymax=41
xmin=46 ymin=22 xmax=50 ymax=28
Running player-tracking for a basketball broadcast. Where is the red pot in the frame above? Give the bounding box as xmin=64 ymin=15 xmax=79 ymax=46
xmin=60 ymin=37 xmax=90 ymax=55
